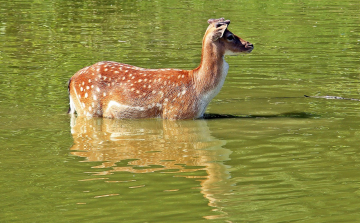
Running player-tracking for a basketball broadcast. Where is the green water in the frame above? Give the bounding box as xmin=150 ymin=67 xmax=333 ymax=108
xmin=1 ymin=0 xmax=360 ymax=222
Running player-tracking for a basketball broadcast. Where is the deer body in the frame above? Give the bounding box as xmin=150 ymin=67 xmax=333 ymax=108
xmin=68 ymin=18 xmax=253 ymax=119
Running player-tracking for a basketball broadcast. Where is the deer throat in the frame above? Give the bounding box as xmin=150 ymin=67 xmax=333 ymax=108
xmin=196 ymin=58 xmax=229 ymax=118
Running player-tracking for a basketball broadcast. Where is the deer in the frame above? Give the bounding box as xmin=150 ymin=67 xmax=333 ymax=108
xmin=68 ymin=18 xmax=253 ymax=120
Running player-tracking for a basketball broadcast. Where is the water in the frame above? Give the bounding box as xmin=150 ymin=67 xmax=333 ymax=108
xmin=1 ymin=0 xmax=360 ymax=222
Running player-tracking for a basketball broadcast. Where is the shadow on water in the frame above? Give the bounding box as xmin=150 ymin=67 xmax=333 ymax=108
xmin=203 ymin=112 xmax=319 ymax=120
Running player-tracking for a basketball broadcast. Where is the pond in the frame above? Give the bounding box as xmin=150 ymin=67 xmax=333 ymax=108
xmin=1 ymin=0 xmax=360 ymax=222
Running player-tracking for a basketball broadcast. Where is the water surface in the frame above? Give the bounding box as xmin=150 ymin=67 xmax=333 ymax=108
xmin=1 ymin=0 xmax=360 ymax=222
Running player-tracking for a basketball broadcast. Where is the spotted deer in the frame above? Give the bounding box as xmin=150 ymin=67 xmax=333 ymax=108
xmin=68 ymin=18 xmax=253 ymax=119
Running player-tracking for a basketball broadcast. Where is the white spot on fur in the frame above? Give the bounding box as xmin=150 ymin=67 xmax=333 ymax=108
xmin=159 ymin=91 xmax=164 ymax=98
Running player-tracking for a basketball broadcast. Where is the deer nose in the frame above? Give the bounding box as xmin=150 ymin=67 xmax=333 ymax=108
xmin=245 ymin=42 xmax=254 ymax=49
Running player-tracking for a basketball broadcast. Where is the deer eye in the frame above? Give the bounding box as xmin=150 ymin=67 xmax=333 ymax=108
xmin=226 ymin=35 xmax=234 ymax=41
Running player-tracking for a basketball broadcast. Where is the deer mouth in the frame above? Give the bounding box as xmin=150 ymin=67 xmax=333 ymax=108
xmin=245 ymin=42 xmax=254 ymax=53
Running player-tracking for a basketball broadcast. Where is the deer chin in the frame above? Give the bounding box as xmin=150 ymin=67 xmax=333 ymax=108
xmin=246 ymin=47 xmax=254 ymax=53
xmin=224 ymin=49 xmax=252 ymax=56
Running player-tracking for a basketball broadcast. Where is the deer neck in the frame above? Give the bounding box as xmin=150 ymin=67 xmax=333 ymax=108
xmin=192 ymin=40 xmax=229 ymax=100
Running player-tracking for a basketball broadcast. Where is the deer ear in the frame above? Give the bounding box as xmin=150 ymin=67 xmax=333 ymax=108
xmin=211 ymin=23 xmax=228 ymax=41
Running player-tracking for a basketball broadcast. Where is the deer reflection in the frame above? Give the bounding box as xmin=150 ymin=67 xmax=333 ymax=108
xmin=70 ymin=116 xmax=232 ymax=219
